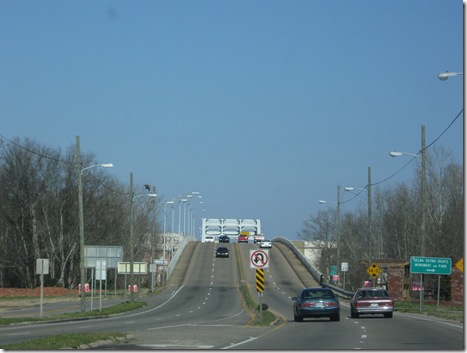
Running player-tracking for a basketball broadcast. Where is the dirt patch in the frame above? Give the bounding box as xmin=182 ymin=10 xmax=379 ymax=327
xmin=0 ymin=287 xmax=78 ymax=297
xmin=0 ymin=287 xmax=80 ymax=312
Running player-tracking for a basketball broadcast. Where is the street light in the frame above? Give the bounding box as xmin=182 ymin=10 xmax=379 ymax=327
xmin=345 ymin=166 xmax=372 ymax=269
xmin=438 ymin=71 xmax=463 ymax=81
xmin=389 ymin=151 xmax=420 ymax=158
xmin=389 ymin=125 xmax=426 ymax=257
xmin=390 ymin=125 xmax=427 ymax=310
xmin=162 ymin=201 xmax=174 ymax=285
xmin=318 ymin=185 xmax=341 ymax=287
xmin=76 ymin=136 xmax=113 ymax=313
xmin=129 ymin=172 xmax=157 ymax=303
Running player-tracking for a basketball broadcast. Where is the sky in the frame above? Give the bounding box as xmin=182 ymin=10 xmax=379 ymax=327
xmin=1 ymin=0 xmax=464 ymax=241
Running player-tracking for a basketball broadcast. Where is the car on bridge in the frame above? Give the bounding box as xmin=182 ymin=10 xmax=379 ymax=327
xmin=219 ymin=235 xmax=230 ymax=243
xmin=215 ymin=247 xmax=229 ymax=258
xmin=260 ymin=239 xmax=272 ymax=248
xmin=292 ymin=287 xmax=340 ymax=322
xmin=350 ymin=287 xmax=394 ymax=318
xmin=238 ymin=234 xmax=248 ymax=243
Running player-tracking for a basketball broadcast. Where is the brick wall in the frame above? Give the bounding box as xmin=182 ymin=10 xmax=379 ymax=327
xmin=450 ymin=267 xmax=464 ymax=305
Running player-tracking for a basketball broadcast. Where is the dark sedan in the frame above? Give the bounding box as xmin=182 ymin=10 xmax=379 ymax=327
xmin=292 ymin=287 xmax=340 ymax=321
xmin=218 ymin=235 xmax=230 ymax=243
xmin=350 ymin=287 xmax=394 ymax=318
xmin=215 ymin=247 xmax=229 ymax=258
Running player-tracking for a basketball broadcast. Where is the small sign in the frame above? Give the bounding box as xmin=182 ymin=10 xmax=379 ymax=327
xmin=36 ymin=259 xmax=49 ymax=275
xmin=96 ymin=259 xmax=107 ymax=280
xmin=341 ymin=262 xmax=349 ymax=272
xmin=367 ymin=263 xmax=382 ymax=279
xmin=250 ymin=250 xmax=269 ymax=269
xmin=118 ymin=262 xmax=148 ymax=274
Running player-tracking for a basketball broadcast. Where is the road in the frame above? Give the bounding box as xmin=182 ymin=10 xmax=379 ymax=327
xmin=0 ymin=240 xmax=463 ymax=350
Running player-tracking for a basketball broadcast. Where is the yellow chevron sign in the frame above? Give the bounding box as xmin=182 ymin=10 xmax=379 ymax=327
xmin=256 ymin=268 xmax=265 ymax=292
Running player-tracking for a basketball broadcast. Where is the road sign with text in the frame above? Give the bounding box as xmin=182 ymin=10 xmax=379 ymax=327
xmin=410 ymin=256 xmax=451 ymax=275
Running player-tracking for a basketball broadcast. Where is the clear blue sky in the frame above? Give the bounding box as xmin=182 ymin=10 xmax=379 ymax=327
xmin=1 ymin=0 xmax=463 ymax=240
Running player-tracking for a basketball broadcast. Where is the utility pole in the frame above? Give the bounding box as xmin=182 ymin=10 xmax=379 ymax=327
xmin=129 ymin=172 xmax=135 ymax=303
xmin=77 ymin=136 xmax=86 ymax=313
xmin=368 ymin=166 xmax=372 ymax=265
xmin=337 ymin=185 xmax=341 ymax=286
xmin=420 ymin=125 xmax=426 ymax=310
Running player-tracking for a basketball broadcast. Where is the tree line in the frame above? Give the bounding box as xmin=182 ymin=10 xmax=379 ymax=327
xmin=298 ymin=145 xmax=463 ymax=293
xmin=0 ymin=138 xmax=159 ymax=289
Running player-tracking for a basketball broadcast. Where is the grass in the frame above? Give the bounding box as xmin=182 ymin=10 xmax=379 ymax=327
xmin=239 ymin=280 xmax=277 ymax=326
xmin=234 ymin=242 xmax=279 ymax=327
xmin=0 ymin=301 xmax=145 ymax=350
xmin=2 ymin=332 xmax=128 ymax=350
xmin=0 ymin=300 xmax=146 ymax=326
xmin=394 ymin=300 xmax=463 ymax=322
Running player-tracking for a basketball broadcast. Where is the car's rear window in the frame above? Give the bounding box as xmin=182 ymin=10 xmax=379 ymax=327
xmin=358 ymin=290 xmax=389 ymax=298
xmin=303 ymin=290 xmax=334 ymax=299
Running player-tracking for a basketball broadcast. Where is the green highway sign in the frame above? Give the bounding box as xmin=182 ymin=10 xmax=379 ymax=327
xmin=410 ymin=256 xmax=452 ymax=275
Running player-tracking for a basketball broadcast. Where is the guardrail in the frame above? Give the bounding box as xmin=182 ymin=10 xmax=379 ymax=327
xmin=166 ymin=235 xmax=196 ymax=280
xmin=272 ymin=236 xmax=354 ymax=299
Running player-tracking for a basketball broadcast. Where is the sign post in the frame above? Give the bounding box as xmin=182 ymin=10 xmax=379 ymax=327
xmin=36 ymin=259 xmax=49 ymax=318
xmin=410 ymin=256 xmax=452 ymax=311
xmin=250 ymin=249 xmax=269 ymax=321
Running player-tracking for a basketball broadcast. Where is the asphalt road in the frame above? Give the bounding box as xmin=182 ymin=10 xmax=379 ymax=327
xmin=0 ymin=240 xmax=464 ymax=350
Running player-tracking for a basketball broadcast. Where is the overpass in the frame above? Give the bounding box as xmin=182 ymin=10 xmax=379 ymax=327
xmin=201 ymin=218 xmax=261 ymax=242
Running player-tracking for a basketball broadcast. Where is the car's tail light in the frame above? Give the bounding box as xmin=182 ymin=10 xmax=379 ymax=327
xmin=379 ymin=301 xmax=394 ymax=307
xmin=325 ymin=302 xmax=339 ymax=307
xmin=301 ymin=302 xmax=315 ymax=308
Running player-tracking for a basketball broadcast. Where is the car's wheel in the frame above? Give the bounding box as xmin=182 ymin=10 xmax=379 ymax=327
xmin=330 ymin=314 xmax=340 ymax=321
xmin=384 ymin=312 xmax=393 ymax=318
xmin=294 ymin=311 xmax=303 ymax=322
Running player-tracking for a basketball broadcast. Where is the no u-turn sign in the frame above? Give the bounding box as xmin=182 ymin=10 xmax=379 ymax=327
xmin=250 ymin=249 xmax=269 ymax=269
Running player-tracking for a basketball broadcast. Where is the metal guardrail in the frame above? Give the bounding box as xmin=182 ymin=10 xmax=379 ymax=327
xmin=272 ymin=236 xmax=354 ymax=299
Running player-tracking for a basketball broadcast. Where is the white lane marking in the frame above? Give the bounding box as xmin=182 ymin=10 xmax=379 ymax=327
xmin=140 ymin=344 xmax=214 ymax=348
xmin=8 ymin=332 xmax=30 ymax=336
xmin=222 ymin=336 xmax=257 ymax=349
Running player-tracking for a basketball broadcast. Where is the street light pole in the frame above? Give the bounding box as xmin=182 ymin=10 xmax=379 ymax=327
xmin=76 ymin=136 xmax=113 ymax=313
xmin=344 ymin=168 xmax=372 ymax=269
xmin=389 ymin=125 xmax=426 ymax=256
xmin=367 ymin=166 xmax=372 ymax=265
xmin=318 ymin=185 xmax=341 ymax=287
xmin=163 ymin=201 xmax=174 ymax=285
xmin=128 ymin=173 xmax=157 ymax=303
xmin=389 ymin=126 xmax=427 ymax=309
xmin=150 ymin=185 xmax=157 ymax=292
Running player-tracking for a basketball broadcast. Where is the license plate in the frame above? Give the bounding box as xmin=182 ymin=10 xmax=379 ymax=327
xmin=370 ymin=303 xmax=378 ymax=307
xmin=315 ymin=302 xmax=324 ymax=308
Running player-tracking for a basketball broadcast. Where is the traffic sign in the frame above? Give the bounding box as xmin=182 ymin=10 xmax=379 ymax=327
xmin=367 ymin=263 xmax=382 ymax=278
xmin=455 ymin=258 xmax=463 ymax=273
xmin=410 ymin=256 xmax=452 ymax=275
xmin=250 ymin=249 xmax=269 ymax=269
